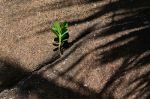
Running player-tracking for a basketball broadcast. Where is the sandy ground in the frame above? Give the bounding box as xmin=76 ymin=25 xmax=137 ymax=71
xmin=0 ymin=0 xmax=149 ymax=99
xmin=0 ymin=0 xmax=108 ymax=71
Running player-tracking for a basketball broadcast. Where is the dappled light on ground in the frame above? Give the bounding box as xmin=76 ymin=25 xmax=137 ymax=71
xmin=0 ymin=0 xmax=149 ymax=99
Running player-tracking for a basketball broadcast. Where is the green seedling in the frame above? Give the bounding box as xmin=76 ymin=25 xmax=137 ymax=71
xmin=51 ymin=21 xmax=69 ymax=55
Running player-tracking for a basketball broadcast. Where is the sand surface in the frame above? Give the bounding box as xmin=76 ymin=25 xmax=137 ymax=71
xmin=0 ymin=0 xmax=149 ymax=99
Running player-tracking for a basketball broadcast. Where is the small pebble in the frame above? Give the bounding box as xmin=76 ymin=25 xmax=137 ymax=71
xmin=93 ymin=4 xmax=97 ymax=7
xmin=84 ymin=84 xmax=88 ymax=87
xmin=53 ymin=70 xmax=56 ymax=73
xmin=74 ymin=24 xmax=77 ymax=26
xmin=62 ymin=61 xmax=65 ymax=65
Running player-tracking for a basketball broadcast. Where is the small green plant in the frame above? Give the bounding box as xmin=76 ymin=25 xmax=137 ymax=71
xmin=51 ymin=21 xmax=69 ymax=55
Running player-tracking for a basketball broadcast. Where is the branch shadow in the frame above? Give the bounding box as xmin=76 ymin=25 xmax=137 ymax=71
xmin=40 ymin=0 xmax=150 ymax=98
xmin=35 ymin=0 xmax=150 ymax=98
xmin=1 ymin=0 xmax=150 ymax=98
xmin=69 ymin=0 xmax=150 ymax=25
xmin=90 ymin=0 xmax=150 ymax=98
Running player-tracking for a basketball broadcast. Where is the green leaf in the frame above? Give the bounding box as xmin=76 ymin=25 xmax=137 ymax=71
xmin=61 ymin=31 xmax=69 ymax=40
xmin=53 ymin=21 xmax=62 ymax=34
xmin=51 ymin=27 xmax=59 ymax=38
xmin=62 ymin=21 xmax=68 ymax=28
xmin=51 ymin=21 xmax=69 ymax=55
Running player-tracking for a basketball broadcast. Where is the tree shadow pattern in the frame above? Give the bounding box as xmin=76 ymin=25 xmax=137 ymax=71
xmin=44 ymin=0 xmax=150 ymax=98
xmin=0 ymin=0 xmax=150 ymax=99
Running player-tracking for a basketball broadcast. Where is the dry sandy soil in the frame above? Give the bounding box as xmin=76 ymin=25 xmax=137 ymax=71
xmin=0 ymin=0 xmax=149 ymax=99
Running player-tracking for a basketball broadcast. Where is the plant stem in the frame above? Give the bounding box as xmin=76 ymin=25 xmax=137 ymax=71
xmin=59 ymin=36 xmax=62 ymax=56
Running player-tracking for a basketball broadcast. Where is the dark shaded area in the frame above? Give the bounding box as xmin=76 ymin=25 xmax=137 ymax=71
xmin=93 ymin=1 xmax=150 ymax=98
xmin=0 ymin=58 xmax=30 ymax=92
xmin=77 ymin=0 xmax=150 ymax=98
xmin=18 ymin=74 xmax=90 ymax=99
xmin=0 ymin=59 xmax=114 ymax=99
xmin=69 ymin=0 xmax=150 ymax=25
